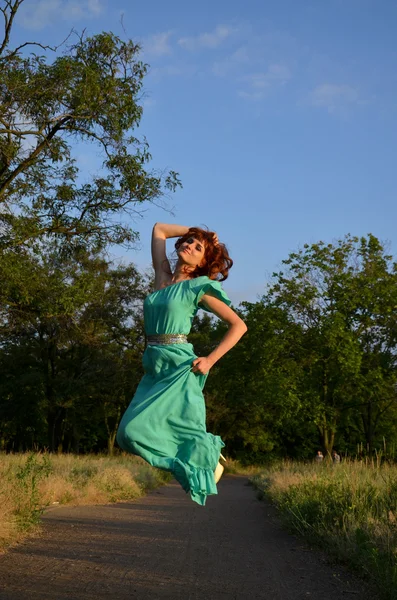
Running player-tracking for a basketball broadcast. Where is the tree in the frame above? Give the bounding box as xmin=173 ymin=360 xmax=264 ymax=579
xmin=0 ymin=0 xmax=180 ymax=251
xmin=0 ymin=243 xmax=148 ymax=452
xmin=269 ymin=234 xmax=397 ymax=456
xmin=349 ymin=236 xmax=397 ymax=453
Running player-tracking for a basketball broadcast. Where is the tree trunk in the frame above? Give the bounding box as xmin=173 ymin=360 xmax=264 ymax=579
xmin=317 ymin=417 xmax=336 ymax=457
xmin=45 ymin=338 xmax=58 ymax=451
xmin=361 ymin=400 xmax=374 ymax=455
xmin=108 ymin=432 xmax=116 ymax=456
xmin=105 ymin=405 xmax=121 ymax=456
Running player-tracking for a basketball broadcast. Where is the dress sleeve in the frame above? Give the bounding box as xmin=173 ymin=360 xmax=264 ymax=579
xmin=194 ymin=278 xmax=232 ymax=314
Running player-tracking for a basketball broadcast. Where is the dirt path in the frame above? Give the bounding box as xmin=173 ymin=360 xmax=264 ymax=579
xmin=0 ymin=476 xmax=372 ymax=600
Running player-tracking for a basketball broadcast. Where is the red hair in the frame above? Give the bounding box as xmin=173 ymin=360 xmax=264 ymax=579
xmin=174 ymin=227 xmax=233 ymax=281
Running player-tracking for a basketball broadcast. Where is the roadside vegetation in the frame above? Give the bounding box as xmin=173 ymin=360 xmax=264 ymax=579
xmin=224 ymin=458 xmax=262 ymax=476
xmin=0 ymin=452 xmax=171 ymax=552
xmin=251 ymin=459 xmax=397 ymax=600
xmin=0 ymin=453 xmax=257 ymax=553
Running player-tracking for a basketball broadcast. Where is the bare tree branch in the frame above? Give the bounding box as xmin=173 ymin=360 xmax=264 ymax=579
xmin=0 ymin=0 xmax=24 ymax=56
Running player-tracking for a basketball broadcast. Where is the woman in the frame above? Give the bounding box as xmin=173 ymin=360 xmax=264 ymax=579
xmin=116 ymin=223 xmax=247 ymax=506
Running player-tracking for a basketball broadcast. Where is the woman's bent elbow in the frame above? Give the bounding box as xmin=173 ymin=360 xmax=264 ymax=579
xmin=236 ymin=316 xmax=247 ymax=335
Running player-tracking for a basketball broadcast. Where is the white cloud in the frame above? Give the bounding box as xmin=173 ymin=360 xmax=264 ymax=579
xmin=238 ymin=64 xmax=291 ymax=101
xmin=238 ymin=90 xmax=268 ymax=102
xmin=212 ymin=46 xmax=249 ymax=77
xmin=148 ymin=64 xmax=197 ymax=81
xmin=140 ymin=96 xmax=156 ymax=111
xmin=143 ymin=31 xmax=173 ymax=58
xmin=310 ymin=83 xmax=359 ymax=113
xmin=245 ymin=65 xmax=291 ymax=88
xmin=178 ymin=25 xmax=237 ymax=51
xmin=18 ymin=0 xmax=103 ymax=30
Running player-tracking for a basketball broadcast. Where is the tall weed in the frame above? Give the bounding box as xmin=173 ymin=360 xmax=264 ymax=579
xmin=12 ymin=453 xmax=52 ymax=529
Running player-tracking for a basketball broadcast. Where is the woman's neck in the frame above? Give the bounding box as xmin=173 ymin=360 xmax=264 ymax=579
xmin=171 ymin=264 xmax=195 ymax=282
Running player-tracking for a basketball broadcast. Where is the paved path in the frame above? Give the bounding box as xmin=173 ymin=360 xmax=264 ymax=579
xmin=0 ymin=476 xmax=372 ymax=600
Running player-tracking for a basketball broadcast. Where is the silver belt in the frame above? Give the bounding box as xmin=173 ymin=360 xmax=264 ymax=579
xmin=146 ymin=334 xmax=188 ymax=346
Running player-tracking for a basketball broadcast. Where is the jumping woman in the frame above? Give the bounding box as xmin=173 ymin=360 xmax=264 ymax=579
xmin=116 ymin=223 xmax=247 ymax=505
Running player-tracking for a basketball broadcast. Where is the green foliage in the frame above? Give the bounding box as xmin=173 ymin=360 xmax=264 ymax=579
xmin=0 ymin=243 xmax=148 ymax=452
xmin=0 ymin=1 xmax=181 ymax=251
xmin=267 ymin=234 xmax=397 ymax=456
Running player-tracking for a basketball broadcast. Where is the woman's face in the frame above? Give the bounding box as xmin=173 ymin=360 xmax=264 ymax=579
xmin=178 ymin=236 xmax=206 ymax=267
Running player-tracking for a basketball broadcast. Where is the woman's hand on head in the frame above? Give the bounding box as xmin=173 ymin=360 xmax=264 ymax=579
xmin=191 ymin=356 xmax=214 ymax=375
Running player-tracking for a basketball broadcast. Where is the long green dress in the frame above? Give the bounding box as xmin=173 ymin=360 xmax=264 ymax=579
xmin=116 ymin=275 xmax=231 ymax=506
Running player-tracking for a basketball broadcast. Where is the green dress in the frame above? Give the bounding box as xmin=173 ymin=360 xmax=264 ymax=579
xmin=116 ymin=275 xmax=231 ymax=506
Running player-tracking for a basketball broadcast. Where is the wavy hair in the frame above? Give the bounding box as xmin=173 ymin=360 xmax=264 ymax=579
xmin=174 ymin=227 xmax=233 ymax=281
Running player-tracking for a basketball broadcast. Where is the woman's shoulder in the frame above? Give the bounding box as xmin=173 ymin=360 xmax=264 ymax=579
xmin=189 ymin=276 xmax=231 ymax=312
xmin=188 ymin=275 xmax=216 ymax=290
xmin=190 ymin=275 xmax=211 ymax=284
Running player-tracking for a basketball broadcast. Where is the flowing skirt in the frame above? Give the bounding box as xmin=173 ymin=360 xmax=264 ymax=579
xmin=116 ymin=342 xmax=225 ymax=506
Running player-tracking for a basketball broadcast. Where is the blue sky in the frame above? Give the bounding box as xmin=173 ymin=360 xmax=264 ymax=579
xmin=12 ymin=0 xmax=397 ymax=304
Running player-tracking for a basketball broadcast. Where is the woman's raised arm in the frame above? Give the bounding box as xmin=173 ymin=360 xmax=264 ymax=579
xmin=151 ymin=223 xmax=190 ymax=288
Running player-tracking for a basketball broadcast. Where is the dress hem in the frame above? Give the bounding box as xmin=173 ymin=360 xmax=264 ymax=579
xmin=173 ymin=458 xmax=218 ymax=506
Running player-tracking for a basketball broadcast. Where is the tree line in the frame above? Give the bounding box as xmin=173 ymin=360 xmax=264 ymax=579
xmin=1 ymin=1 xmax=396 ymax=460
xmin=2 ymin=233 xmax=396 ymax=460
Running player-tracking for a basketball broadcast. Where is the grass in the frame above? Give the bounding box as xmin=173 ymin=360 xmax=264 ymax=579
xmin=0 ymin=452 xmax=171 ymax=552
xmin=251 ymin=459 xmax=397 ymax=600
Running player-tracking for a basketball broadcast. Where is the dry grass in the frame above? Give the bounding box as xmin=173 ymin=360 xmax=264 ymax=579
xmin=224 ymin=457 xmax=263 ymax=476
xmin=0 ymin=452 xmax=171 ymax=552
xmin=251 ymin=459 xmax=397 ymax=600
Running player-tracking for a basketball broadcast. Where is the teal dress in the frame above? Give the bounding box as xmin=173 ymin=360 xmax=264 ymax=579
xmin=116 ymin=275 xmax=231 ymax=506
